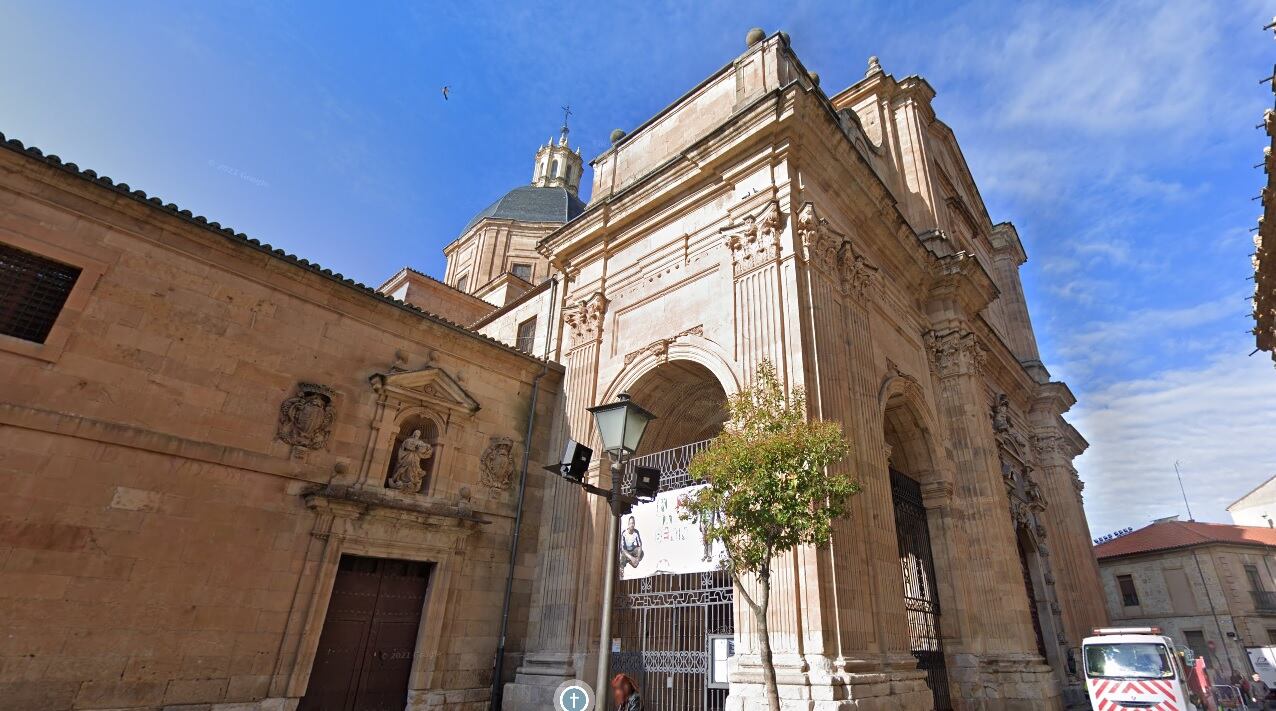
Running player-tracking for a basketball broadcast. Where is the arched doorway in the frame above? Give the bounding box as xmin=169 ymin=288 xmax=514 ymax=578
xmin=611 ymin=360 xmax=732 ymax=711
xmin=883 ymin=398 xmax=954 ymax=711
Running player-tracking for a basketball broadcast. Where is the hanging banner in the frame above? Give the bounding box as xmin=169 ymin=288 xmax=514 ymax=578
xmin=619 ymin=484 xmax=726 ymax=580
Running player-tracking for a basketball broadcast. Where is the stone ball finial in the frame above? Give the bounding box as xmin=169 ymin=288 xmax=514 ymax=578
xmin=610 ymin=128 xmax=627 ymax=144
xmin=778 ymin=31 xmax=790 ymax=46
xmin=809 ymin=72 xmax=820 ymax=87
xmin=867 ymin=55 xmax=883 ymax=76
xmin=746 ymin=28 xmax=765 ymax=47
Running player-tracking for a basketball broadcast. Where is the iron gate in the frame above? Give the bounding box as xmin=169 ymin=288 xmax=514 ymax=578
xmin=890 ymin=469 xmax=952 ymax=711
xmin=614 ymin=439 xmax=734 ymax=711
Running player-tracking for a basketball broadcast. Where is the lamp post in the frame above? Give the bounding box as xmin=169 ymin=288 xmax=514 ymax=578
xmin=585 ymin=392 xmax=655 ymax=703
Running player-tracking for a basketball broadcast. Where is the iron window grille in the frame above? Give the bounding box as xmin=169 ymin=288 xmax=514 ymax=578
xmin=0 ymin=243 xmax=81 ymax=344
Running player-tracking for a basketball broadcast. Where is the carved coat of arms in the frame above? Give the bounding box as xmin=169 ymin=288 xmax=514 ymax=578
xmin=480 ymin=437 xmax=516 ymax=491
xmin=277 ymin=383 xmax=335 ymax=453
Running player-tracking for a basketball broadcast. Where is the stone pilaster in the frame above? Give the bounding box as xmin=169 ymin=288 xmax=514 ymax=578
xmin=727 ymin=202 xmax=929 ymax=710
xmin=924 ymin=328 xmax=1059 ymax=709
xmin=1030 ymin=384 xmax=1107 ymax=646
xmin=503 ymin=291 xmax=607 ymax=709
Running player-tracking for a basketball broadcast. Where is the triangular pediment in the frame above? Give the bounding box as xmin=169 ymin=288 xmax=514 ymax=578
xmin=371 ymin=366 xmax=480 ymax=415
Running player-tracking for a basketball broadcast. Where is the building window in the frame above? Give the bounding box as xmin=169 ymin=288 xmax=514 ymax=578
xmin=1117 ymin=574 xmax=1140 ymax=607
xmin=1246 ymin=564 xmax=1266 ymax=591
xmin=516 ymin=317 xmax=537 ymax=354
xmin=1268 ymin=629 xmax=1276 ymax=645
xmin=455 ymin=275 xmax=469 ymax=292
xmin=0 ymin=243 xmax=82 ymax=344
xmin=511 ymin=263 xmax=533 ymax=282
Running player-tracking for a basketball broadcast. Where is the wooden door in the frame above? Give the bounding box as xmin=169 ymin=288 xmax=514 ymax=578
xmin=299 ymin=556 xmax=432 ymax=711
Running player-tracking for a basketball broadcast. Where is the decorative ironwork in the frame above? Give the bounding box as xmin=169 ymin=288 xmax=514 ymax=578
xmin=613 ymin=439 xmax=732 ymax=711
xmin=891 ymin=469 xmax=953 ymax=711
xmin=1252 ymin=589 xmax=1276 ymax=612
xmin=0 ymin=243 xmax=81 ymax=344
xmin=621 ymin=438 xmax=712 ymax=493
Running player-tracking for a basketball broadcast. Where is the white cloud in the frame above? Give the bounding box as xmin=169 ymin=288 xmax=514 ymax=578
xmin=1075 ymin=345 xmax=1276 ymax=537
xmin=1052 ymin=296 xmax=1239 ymax=381
xmin=983 ymin=1 xmax=1250 ymax=137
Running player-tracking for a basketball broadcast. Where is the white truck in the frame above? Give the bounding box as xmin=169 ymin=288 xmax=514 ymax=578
xmin=1081 ymin=627 xmax=1196 ymax=711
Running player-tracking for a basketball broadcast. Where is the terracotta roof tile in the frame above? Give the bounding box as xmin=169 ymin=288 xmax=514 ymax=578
xmin=1094 ymin=520 xmax=1276 ymax=560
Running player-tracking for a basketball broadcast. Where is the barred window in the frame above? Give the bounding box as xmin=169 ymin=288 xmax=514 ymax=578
xmin=1117 ymin=574 xmax=1140 ymax=607
xmin=0 ymin=243 xmax=82 ymax=344
xmin=516 ymin=317 xmax=537 ymax=354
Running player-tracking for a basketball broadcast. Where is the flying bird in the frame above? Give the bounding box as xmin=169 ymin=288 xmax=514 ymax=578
xmin=441 ymin=86 xmax=450 ymax=101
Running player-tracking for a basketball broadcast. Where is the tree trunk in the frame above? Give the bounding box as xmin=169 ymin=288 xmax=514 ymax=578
xmin=754 ymin=574 xmax=780 ymax=711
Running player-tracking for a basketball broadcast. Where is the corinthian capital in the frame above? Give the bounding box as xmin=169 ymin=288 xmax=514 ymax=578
xmin=924 ymin=328 xmax=987 ymax=378
xmin=565 ymin=291 xmax=607 ymax=348
xmin=723 ymin=200 xmax=784 ymax=277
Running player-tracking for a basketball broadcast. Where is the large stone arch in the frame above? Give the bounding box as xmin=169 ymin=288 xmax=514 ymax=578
xmin=878 ymin=364 xmax=963 ymax=707
xmin=600 ymin=338 xmax=739 ymax=454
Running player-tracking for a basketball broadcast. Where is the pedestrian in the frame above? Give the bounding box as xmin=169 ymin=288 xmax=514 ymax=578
xmin=1251 ymin=673 xmax=1270 ymax=705
xmin=610 ymin=673 xmax=642 ymax=711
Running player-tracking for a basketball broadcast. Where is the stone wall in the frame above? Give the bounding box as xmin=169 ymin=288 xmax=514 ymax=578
xmin=0 ymin=143 xmax=562 ymax=711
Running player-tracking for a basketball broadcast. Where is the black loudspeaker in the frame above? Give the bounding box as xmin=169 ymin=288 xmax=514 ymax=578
xmin=633 ymin=465 xmax=660 ymax=501
xmin=559 ymin=439 xmax=592 ymax=483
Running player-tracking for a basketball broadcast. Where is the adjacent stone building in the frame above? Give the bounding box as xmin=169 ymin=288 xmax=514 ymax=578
xmin=0 ymin=28 xmax=1107 ymax=711
xmin=0 ymin=131 xmax=565 ymax=711
xmin=1094 ymin=520 xmax=1276 ymax=679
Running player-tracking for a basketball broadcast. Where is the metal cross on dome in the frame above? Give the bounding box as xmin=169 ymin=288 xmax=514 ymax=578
xmin=560 ymin=104 xmax=572 ymax=141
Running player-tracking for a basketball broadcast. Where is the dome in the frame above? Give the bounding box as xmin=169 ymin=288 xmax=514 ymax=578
xmin=463 ymin=185 xmax=586 ymax=233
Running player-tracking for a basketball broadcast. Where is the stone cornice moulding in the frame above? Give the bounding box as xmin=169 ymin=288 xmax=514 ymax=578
xmin=0 ymin=401 xmax=312 ymax=480
xmin=924 ymin=244 xmax=999 ymax=319
xmin=369 ymin=366 xmax=480 ymax=417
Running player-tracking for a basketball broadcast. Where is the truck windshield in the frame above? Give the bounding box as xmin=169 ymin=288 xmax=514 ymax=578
xmin=1084 ymin=643 xmax=1174 ymax=680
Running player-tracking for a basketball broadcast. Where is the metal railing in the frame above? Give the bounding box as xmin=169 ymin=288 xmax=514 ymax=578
xmin=1252 ymin=589 xmax=1276 ymax=612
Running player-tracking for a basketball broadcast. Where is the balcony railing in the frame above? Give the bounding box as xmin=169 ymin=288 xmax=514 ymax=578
xmin=621 ymin=438 xmax=713 ymax=495
xmin=1251 ymin=589 xmax=1276 ymax=612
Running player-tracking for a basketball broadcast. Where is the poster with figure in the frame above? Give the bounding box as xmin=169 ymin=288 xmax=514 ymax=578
xmin=619 ymin=484 xmax=726 ymax=580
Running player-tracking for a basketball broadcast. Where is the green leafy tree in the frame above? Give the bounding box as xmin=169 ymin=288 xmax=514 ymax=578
xmin=681 ymin=360 xmax=857 ymax=711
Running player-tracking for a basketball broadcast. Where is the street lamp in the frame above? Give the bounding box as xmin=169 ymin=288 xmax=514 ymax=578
xmin=585 ymin=392 xmax=655 ymax=701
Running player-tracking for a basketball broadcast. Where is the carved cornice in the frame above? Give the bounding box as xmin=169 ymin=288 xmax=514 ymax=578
xmin=622 ymin=325 xmax=704 ymax=366
xmin=924 ymin=328 xmax=987 ymax=378
xmin=302 ymin=483 xmax=491 ymax=525
xmin=924 ymin=240 xmax=997 ymax=318
xmin=565 ymin=291 xmax=608 ymax=348
xmin=723 ymin=200 xmax=783 ymax=277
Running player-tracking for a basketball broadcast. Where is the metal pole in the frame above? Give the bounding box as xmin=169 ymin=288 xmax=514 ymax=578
xmin=595 ymin=457 xmax=622 ymax=706
xmin=1174 ymin=460 xmax=1195 ymax=521
xmin=488 ymin=363 xmax=547 ymax=711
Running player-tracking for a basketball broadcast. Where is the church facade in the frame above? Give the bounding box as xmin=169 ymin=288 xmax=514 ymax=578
xmin=0 ymin=29 xmax=1103 ymax=711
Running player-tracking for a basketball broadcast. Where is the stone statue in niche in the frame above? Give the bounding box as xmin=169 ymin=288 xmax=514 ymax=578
xmin=991 ymin=393 xmax=1012 ymax=433
xmin=277 ymin=383 xmax=335 ymax=456
xmin=388 ymin=429 xmax=433 ymax=493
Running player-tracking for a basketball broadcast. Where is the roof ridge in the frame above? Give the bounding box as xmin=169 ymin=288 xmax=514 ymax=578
xmin=0 ymin=130 xmax=550 ymax=365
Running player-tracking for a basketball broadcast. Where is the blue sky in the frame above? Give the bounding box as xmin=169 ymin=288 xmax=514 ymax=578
xmin=3 ymin=1 xmax=1275 ymax=536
